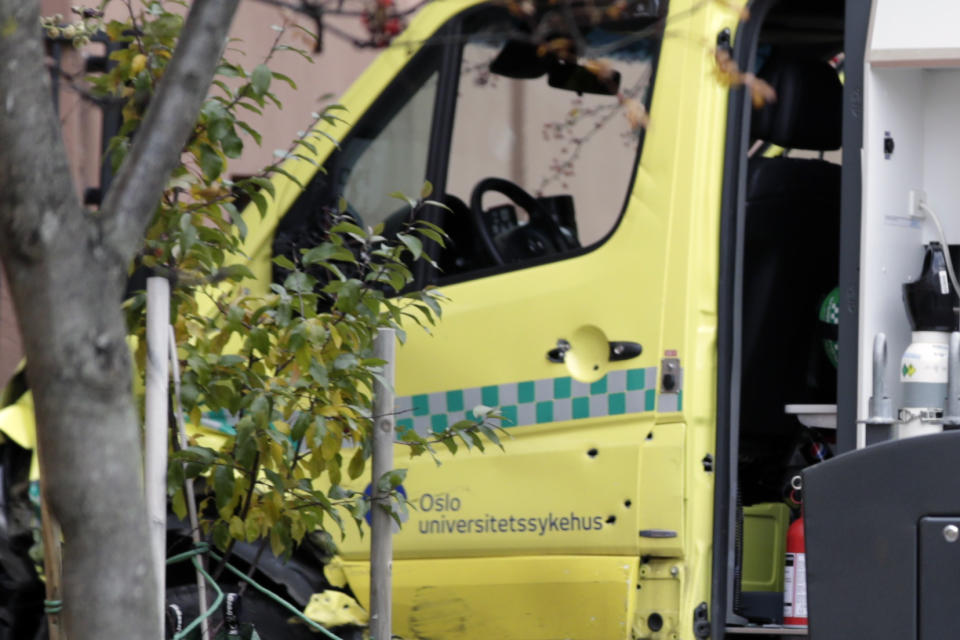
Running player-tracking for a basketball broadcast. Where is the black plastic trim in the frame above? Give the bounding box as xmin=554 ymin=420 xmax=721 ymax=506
xmin=711 ymin=1 xmax=777 ymax=637
xmin=836 ymin=0 xmax=869 ymax=454
xmin=639 ymin=528 xmax=677 ymax=538
xmin=415 ymin=21 xmax=463 ymax=287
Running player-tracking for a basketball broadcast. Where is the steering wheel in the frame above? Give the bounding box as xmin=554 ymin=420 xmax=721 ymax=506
xmin=469 ymin=177 xmax=571 ymax=265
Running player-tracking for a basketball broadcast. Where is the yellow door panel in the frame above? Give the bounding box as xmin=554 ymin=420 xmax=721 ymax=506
xmin=338 ymin=418 xmax=692 ymax=560
xmin=396 ymin=201 xmax=667 ymax=397
xmin=343 ymin=555 xmax=639 ymax=640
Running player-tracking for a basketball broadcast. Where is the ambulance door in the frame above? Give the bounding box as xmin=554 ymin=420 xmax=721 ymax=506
xmin=382 ymin=3 xmax=679 ymax=560
xmin=291 ymin=0 xmax=740 ymax=636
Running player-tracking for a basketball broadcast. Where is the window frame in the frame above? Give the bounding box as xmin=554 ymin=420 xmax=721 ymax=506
xmin=273 ymin=4 xmax=669 ymax=291
xmin=270 ymin=27 xmax=454 ymax=282
xmin=420 ymin=3 xmax=669 ymax=287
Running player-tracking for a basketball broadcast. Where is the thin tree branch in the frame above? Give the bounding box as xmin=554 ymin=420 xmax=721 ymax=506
xmin=255 ymin=0 xmax=432 ymax=20
xmin=99 ymin=0 xmax=241 ymax=263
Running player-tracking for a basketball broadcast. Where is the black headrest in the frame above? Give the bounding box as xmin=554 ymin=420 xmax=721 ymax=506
xmin=751 ymin=58 xmax=842 ymax=151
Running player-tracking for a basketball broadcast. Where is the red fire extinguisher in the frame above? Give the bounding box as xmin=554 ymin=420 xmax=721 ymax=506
xmin=783 ymin=515 xmax=807 ymax=627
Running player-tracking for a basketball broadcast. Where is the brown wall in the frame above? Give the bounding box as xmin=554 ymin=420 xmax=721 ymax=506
xmin=0 ymin=3 xmax=381 ymax=388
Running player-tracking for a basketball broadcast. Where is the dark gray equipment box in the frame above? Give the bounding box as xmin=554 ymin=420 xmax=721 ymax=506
xmin=804 ymin=431 xmax=960 ymax=639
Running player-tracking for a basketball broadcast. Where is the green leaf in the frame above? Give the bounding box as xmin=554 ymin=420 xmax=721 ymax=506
xmin=295 ymin=138 xmax=318 ymax=155
xmin=219 ymin=264 xmax=255 ymax=281
xmin=310 ymin=128 xmax=342 ymax=149
xmin=214 ymin=464 xmax=235 ymax=511
xmin=377 ymin=468 xmax=407 ymax=493
xmin=308 ymin=360 xmax=328 ymax=386
xmin=272 ymin=255 xmax=296 ymax=271
xmin=180 ymin=446 xmax=218 ymax=465
xmin=301 ymin=244 xmax=331 ymax=265
xmin=420 ymin=180 xmax=433 ymax=199
xmin=388 ymin=191 xmax=417 ymax=209
xmin=224 ymin=202 xmax=247 ymax=239
xmin=170 ymin=486 xmax=187 ymax=519
xmin=276 ymin=44 xmax=314 ymax=63
xmin=397 ymin=233 xmax=423 ymax=260
xmin=422 ymin=199 xmax=453 ymax=213
xmin=348 ymin=448 xmax=365 ymax=480
xmin=284 ymin=271 xmax=315 ymax=294
xmin=213 ymin=520 xmax=231 ymax=551
xmin=272 ymin=71 xmax=298 ymax=89
xmin=478 ymin=424 xmax=504 ymax=450
xmin=333 ymin=353 xmax=359 ymax=370
xmin=215 ymin=62 xmax=243 ymax=78
xmin=219 ymin=354 xmax=246 ymax=366
xmin=251 ymin=64 xmax=272 ymax=96
xmin=198 ymin=143 xmax=223 ymax=181
xmin=415 ymin=226 xmax=446 ymax=247
xmin=248 ymin=189 xmax=269 ymax=218
xmin=247 ymin=176 xmax=276 ymax=199
xmin=249 ymin=328 xmax=270 ymax=354
xmin=222 ymin=129 xmax=244 ymax=158
xmin=329 ymin=221 xmax=366 ymax=238
xmin=291 ymin=413 xmax=311 ymax=442
xmin=270 ymin=166 xmax=306 ymax=189
xmin=236 ymin=101 xmax=263 ymax=116
xmin=269 ymin=521 xmax=288 ymax=557
xmin=236 ymin=120 xmax=263 ymax=146
xmin=440 ymin=436 xmax=458 ymax=455
xmin=264 ymin=468 xmax=286 ymax=492
xmin=208 ymin=118 xmax=231 ymax=143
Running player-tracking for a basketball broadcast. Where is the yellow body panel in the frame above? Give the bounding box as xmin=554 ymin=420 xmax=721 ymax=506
xmin=309 ymin=0 xmax=743 ymax=637
xmin=339 ymin=419 xmax=680 ymax=560
xmin=0 ymin=0 xmax=744 ymax=637
xmin=343 ymin=555 xmax=640 ymax=640
xmin=0 ymin=392 xmax=38 ymax=479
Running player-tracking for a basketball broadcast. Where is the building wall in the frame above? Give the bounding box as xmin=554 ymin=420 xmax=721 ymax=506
xmin=0 ymin=2 xmax=381 ymax=387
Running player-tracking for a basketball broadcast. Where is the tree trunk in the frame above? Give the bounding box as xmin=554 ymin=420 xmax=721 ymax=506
xmin=0 ymin=2 xmax=238 ymax=638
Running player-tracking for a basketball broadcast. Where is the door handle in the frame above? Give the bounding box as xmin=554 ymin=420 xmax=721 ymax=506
xmin=547 ymin=339 xmax=642 ymax=363
xmin=547 ymin=339 xmax=572 ymax=363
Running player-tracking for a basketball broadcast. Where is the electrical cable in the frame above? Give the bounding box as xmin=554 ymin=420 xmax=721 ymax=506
xmin=165 ymin=543 xmax=345 ymax=640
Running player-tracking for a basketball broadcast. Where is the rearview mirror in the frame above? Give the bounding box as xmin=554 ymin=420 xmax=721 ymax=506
xmin=547 ymin=62 xmax=621 ymax=95
xmin=489 ymin=40 xmax=549 ymax=79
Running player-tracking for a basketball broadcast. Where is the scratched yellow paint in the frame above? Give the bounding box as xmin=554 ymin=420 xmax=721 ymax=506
xmin=342 ymin=555 xmax=639 ymax=640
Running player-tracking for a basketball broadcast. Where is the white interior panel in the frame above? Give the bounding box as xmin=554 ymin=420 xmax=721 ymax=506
xmin=871 ymin=0 xmax=960 ymax=56
xmin=859 ymin=53 xmax=960 ymax=444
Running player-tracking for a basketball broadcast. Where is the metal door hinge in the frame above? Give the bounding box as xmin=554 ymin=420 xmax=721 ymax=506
xmin=693 ymin=602 xmax=710 ymax=639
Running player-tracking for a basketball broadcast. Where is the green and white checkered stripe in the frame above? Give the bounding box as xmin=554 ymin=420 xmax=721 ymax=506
xmin=396 ymin=366 xmax=659 ymax=436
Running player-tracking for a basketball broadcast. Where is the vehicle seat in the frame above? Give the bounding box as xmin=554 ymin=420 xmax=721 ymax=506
xmin=739 ymin=57 xmax=842 ymax=442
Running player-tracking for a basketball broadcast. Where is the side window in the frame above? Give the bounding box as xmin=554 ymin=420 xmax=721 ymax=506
xmin=272 ymin=52 xmax=440 ymax=280
xmin=272 ymin=10 xmax=664 ymax=287
xmin=434 ymin=10 xmax=658 ymax=281
xmin=340 ymin=72 xmax=438 ymax=226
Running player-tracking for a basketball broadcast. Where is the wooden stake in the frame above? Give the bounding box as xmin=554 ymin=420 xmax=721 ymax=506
xmin=39 ymin=483 xmax=64 ymax=640
xmin=370 ymin=328 xmax=395 ymax=640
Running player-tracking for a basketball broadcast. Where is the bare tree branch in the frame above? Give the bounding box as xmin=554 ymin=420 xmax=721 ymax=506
xmin=255 ymin=0 xmax=431 ymax=19
xmin=100 ymin=0 xmax=241 ymax=263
